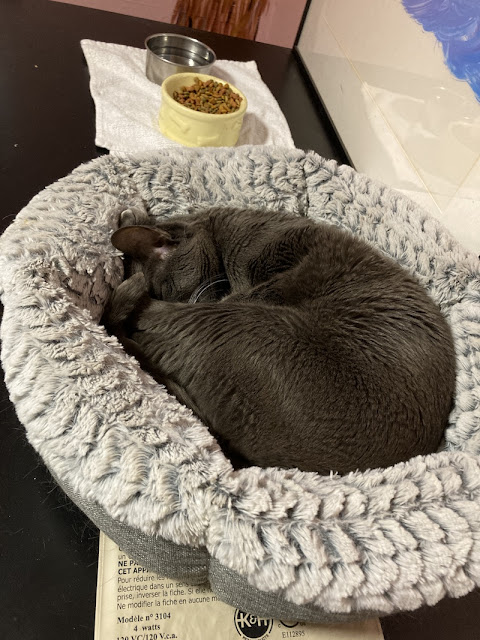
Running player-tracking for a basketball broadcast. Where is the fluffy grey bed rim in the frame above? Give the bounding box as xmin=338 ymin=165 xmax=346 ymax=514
xmin=1 ymin=146 xmax=480 ymax=623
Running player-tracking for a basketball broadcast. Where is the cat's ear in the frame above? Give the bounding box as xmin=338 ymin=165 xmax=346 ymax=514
xmin=111 ymin=225 xmax=176 ymax=261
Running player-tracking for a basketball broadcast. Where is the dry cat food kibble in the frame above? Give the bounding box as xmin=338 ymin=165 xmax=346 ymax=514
xmin=172 ymin=77 xmax=243 ymax=114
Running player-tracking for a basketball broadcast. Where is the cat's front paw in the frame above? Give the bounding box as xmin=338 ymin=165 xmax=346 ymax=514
xmin=119 ymin=206 xmax=152 ymax=228
xmin=103 ymin=272 xmax=149 ymax=329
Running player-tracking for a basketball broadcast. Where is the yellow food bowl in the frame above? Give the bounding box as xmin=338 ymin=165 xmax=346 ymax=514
xmin=159 ymin=72 xmax=247 ymax=147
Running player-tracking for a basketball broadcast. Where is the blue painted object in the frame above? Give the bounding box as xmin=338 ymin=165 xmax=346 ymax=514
xmin=402 ymin=0 xmax=480 ymax=101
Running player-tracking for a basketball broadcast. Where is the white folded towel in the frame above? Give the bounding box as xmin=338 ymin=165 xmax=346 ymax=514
xmin=80 ymin=39 xmax=295 ymax=155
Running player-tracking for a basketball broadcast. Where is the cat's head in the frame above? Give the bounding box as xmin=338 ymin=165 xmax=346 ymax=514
xmin=111 ymin=217 xmax=223 ymax=302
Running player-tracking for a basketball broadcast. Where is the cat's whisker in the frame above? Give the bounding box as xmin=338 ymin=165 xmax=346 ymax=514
xmin=189 ymin=274 xmax=229 ymax=303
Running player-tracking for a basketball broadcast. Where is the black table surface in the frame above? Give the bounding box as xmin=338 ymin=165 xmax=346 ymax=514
xmin=1 ymin=1 xmax=480 ymax=639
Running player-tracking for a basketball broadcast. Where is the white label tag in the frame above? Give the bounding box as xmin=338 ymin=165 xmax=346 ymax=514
xmin=95 ymin=532 xmax=384 ymax=640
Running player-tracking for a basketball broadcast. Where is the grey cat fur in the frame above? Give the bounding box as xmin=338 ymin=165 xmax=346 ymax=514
xmin=104 ymin=207 xmax=455 ymax=475
xmin=1 ymin=146 xmax=480 ymax=622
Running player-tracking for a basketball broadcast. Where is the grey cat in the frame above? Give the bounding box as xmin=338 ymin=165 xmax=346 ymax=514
xmin=103 ymin=207 xmax=456 ymax=475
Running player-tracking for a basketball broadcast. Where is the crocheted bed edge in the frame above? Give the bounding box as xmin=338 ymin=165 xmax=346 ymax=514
xmin=1 ymin=146 xmax=480 ymax=621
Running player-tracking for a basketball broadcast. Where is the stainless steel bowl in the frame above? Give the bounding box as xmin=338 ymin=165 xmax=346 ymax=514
xmin=145 ymin=33 xmax=216 ymax=85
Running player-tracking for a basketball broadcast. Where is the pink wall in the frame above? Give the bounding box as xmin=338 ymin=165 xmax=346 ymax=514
xmin=49 ymin=0 xmax=178 ymax=24
xmin=256 ymin=0 xmax=307 ymax=48
xmin=49 ymin=0 xmax=307 ymax=48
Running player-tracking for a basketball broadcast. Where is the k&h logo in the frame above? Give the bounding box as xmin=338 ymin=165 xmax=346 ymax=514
xmin=234 ymin=609 xmax=273 ymax=639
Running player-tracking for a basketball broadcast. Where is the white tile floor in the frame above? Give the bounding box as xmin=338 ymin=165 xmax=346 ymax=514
xmin=297 ymin=0 xmax=480 ymax=255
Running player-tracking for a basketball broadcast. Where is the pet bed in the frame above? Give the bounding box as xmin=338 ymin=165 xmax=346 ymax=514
xmin=1 ymin=146 xmax=480 ymax=623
